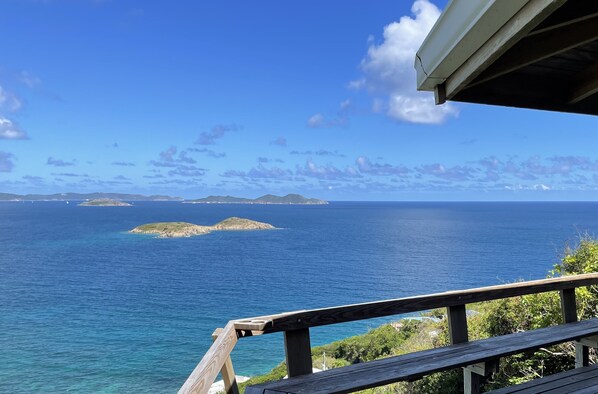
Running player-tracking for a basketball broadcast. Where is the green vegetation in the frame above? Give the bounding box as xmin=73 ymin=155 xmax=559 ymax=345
xmin=130 ymin=217 xmax=275 ymax=238
xmin=212 ymin=217 xmax=276 ymax=230
xmin=237 ymin=237 xmax=598 ymax=393
xmin=133 ymin=222 xmax=199 ymax=232
xmin=130 ymin=222 xmax=211 ymax=238
xmin=238 ymin=322 xmax=422 ymax=392
xmin=79 ymin=198 xmax=132 ymax=206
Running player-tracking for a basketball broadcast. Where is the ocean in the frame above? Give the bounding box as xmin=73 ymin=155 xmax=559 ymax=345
xmin=1 ymin=201 xmax=597 ymax=393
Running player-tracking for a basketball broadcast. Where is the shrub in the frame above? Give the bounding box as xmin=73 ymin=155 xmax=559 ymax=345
xmin=239 ymin=238 xmax=598 ymax=393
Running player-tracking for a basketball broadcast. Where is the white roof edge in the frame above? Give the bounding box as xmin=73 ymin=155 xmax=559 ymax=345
xmin=415 ymin=0 xmax=529 ymax=92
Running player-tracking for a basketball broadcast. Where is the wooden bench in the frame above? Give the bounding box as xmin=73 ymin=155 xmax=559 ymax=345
xmin=178 ymin=274 xmax=598 ymax=394
xmin=245 ymin=319 xmax=598 ymax=394
xmin=488 ymin=363 xmax=598 ymax=393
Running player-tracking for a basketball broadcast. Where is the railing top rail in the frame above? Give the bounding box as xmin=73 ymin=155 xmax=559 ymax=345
xmin=234 ymin=273 xmax=598 ymax=334
xmin=178 ymin=321 xmax=238 ymax=394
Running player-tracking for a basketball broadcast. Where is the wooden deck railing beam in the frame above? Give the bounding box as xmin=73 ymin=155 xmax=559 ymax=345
xmin=234 ymin=274 xmax=598 ymax=334
xmin=211 ymin=328 xmax=240 ymax=394
xmin=178 ymin=321 xmax=238 ymax=394
xmin=179 ymin=273 xmax=598 ymax=394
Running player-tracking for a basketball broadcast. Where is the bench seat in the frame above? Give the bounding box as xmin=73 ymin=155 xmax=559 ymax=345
xmin=245 ymin=319 xmax=598 ymax=394
xmin=488 ymin=363 xmax=598 ymax=393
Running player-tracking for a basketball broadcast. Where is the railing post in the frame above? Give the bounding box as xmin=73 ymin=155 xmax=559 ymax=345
xmin=212 ymin=328 xmax=240 ymax=394
xmin=448 ymin=304 xmax=468 ymax=344
xmin=179 ymin=321 xmax=239 ymax=394
xmin=284 ymin=328 xmax=313 ymax=377
xmin=448 ymin=304 xmax=484 ymax=394
xmin=560 ymin=288 xmax=578 ymax=324
xmin=560 ymin=288 xmax=589 ymax=368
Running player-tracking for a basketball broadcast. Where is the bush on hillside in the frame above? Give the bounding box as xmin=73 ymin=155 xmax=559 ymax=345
xmin=238 ymin=237 xmax=598 ymax=394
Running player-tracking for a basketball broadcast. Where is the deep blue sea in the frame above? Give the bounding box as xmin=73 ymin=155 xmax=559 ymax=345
xmin=2 ymin=201 xmax=598 ymax=392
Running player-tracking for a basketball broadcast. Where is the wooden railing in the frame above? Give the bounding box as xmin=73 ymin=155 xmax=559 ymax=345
xmin=178 ymin=273 xmax=598 ymax=394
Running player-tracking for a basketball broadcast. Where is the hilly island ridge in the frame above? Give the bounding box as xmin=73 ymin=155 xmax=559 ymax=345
xmin=0 ymin=192 xmax=327 ymax=205
xmin=184 ymin=193 xmax=328 ymax=205
xmin=0 ymin=192 xmax=182 ymax=202
xmin=130 ymin=217 xmax=276 ymax=238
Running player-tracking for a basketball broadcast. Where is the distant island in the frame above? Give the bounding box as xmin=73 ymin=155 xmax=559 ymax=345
xmin=184 ymin=193 xmax=328 ymax=205
xmin=130 ymin=217 xmax=276 ymax=238
xmin=0 ymin=192 xmax=182 ymax=202
xmin=79 ymin=198 xmax=132 ymax=207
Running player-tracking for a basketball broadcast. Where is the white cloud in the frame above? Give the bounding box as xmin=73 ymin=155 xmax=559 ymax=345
xmin=388 ymin=94 xmax=458 ymax=124
xmin=353 ymin=0 xmax=458 ymax=124
xmin=296 ymin=159 xmax=360 ymax=180
xmin=196 ymin=124 xmax=240 ymax=145
xmin=47 ymin=157 xmax=75 ymax=167
xmin=339 ymin=99 xmax=351 ymax=111
xmin=505 ymin=184 xmax=552 ymax=191
xmin=270 ymin=137 xmax=287 ymax=147
xmin=0 ymin=117 xmax=27 ymax=139
xmin=0 ymin=85 xmax=22 ymax=112
xmin=307 ymin=113 xmax=325 ymax=128
xmin=20 ymin=71 xmax=42 ymax=89
xmin=307 ymin=99 xmax=351 ymax=128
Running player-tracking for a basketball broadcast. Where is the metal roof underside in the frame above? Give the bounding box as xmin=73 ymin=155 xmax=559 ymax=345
xmin=420 ymin=0 xmax=598 ymax=116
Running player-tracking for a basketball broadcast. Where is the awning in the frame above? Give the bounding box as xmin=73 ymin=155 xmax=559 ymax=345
xmin=415 ymin=0 xmax=598 ymax=116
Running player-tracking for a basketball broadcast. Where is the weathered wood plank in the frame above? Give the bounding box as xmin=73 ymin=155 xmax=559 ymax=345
xmin=566 ymin=383 xmax=598 ymax=394
xmin=577 ymin=334 xmax=598 ymax=348
xmin=464 ymin=372 xmax=483 ymax=394
xmin=515 ymin=368 xmax=598 ymax=393
xmin=559 ymin=288 xmax=591 ymax=368
xmin=284 ymin=328 xmax=312 ymax=377
xmin=447 ymin=304 xmax=468 ymax=344
xmin=464 ymin=361 xmax=499 ymax=377
xmin=560 ymin=288 xmax=578 ymax=323
xmin=235 ymin=274 xmax=598 ymax=333
xmin=575 ymin=342 xmax=590 ymax=369
xmin=246 ymin=319 xmax=598 ymax=394
xmin=455 ymin=303 xmax=483 ymax=394
xmin=179 ymin=322 xmax=238 ymax=394
xmin=487 ymin=364 xmax=598 ymax=393
xmin=212 ymin=328 xmax=240 ymax=394
xmin=464 ymin=360 xmax=498 ymax=394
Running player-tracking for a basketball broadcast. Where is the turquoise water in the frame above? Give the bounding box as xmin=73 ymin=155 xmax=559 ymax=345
xmin=1 ymin=201 xmax=598 ymax=392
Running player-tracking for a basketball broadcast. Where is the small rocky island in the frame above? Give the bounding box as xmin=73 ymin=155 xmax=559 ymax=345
xmin=79 ymin=198 xmax=132 ymax=206
xmin=129 ymin=217 xmax=275 ymax=238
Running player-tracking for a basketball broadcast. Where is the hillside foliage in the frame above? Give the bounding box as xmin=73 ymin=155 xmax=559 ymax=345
xmin=238 ymin=237 xmax=598 ymax=393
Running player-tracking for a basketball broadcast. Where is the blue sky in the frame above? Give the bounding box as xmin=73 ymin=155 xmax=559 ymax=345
xmin=1 ymin=0 xmax=597 ymax=200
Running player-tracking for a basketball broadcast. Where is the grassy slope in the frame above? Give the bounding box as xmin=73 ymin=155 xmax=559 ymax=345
xmin=134 ymin=222 xmax=198 ymax=231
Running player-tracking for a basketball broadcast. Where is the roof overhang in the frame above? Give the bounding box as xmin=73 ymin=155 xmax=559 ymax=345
xmin=416 ymin=0 xmax=598 ymax=116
